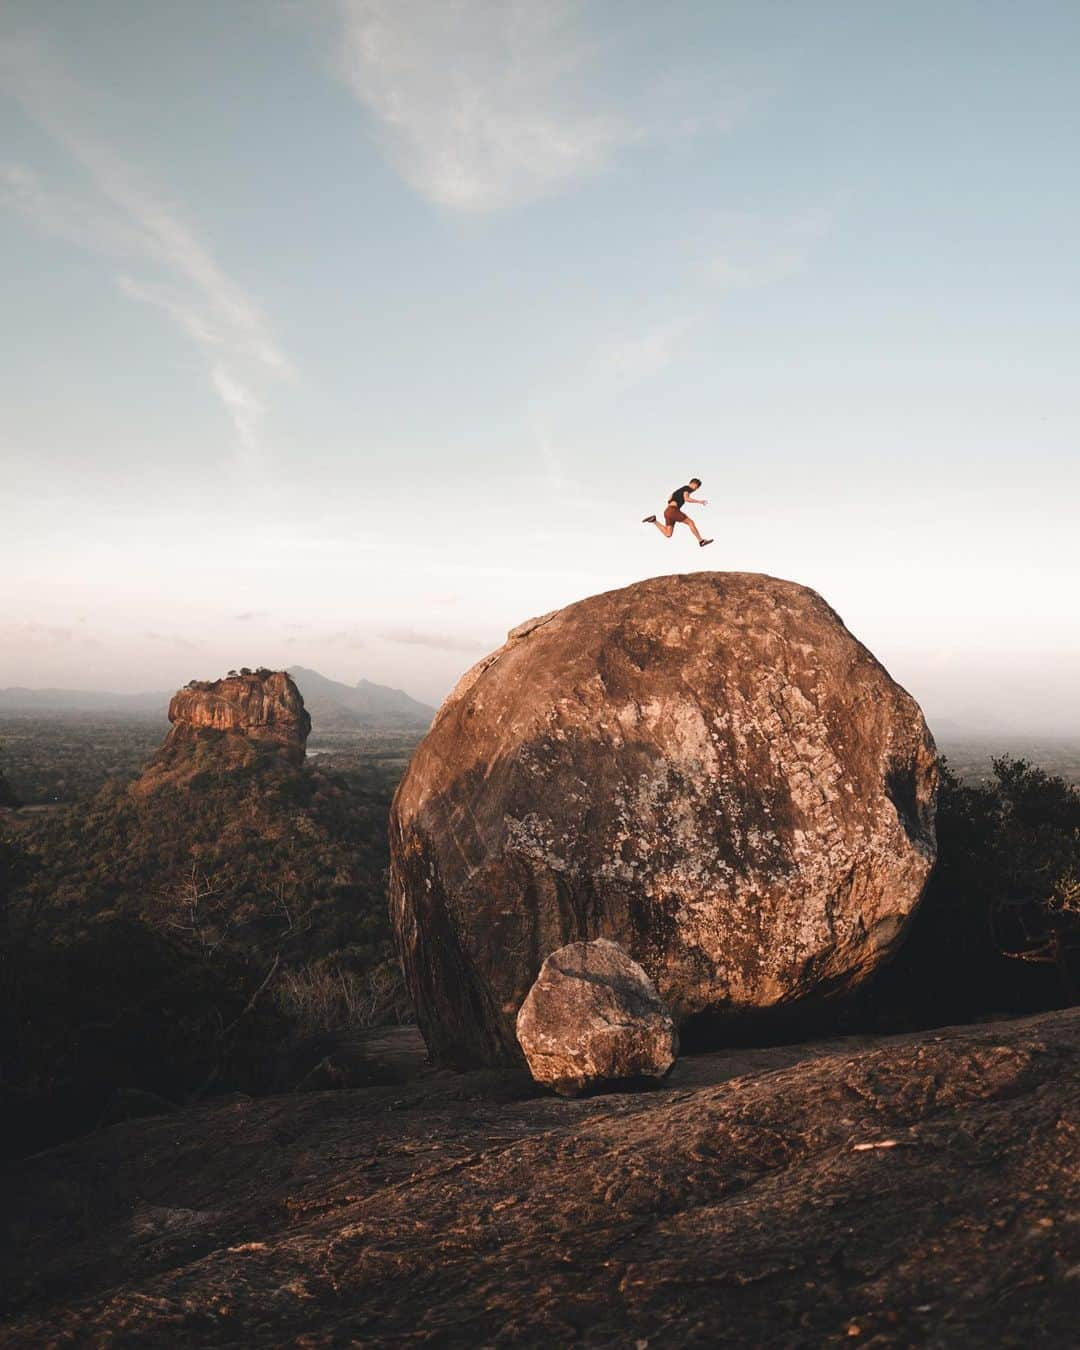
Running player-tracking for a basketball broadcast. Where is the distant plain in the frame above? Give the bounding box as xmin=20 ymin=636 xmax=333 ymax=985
xmin=2 ymin=708 xmax=1079 ymax=812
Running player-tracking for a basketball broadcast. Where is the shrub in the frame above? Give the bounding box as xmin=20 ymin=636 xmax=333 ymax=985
xmin=854 ymin=757 xmax=1080 ymax=1027
xmin=1 ymin=914 xmax=286 ymax=1155
xmin=275 ymin=956 xmax=410 ymax=1035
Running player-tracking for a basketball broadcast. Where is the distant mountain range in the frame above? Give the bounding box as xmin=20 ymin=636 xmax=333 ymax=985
xmin=286 ymin=667 xmax=433 ymax=729
xmin=0 ymin=669 xmax=435 ymax=730
xmin=0 ymin=687 xmax=171 ymax=714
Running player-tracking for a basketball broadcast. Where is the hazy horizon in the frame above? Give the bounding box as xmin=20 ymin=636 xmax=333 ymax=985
xmin=2 ymin=620 xmax=1078 ymax=742
xmin=3 ymin=3 xmax=1078 ymax=734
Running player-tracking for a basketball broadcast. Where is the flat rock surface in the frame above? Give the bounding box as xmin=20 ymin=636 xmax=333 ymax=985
xmin=2 ymin=1009 xmax=1078 ymax=1346
xmin=390 ymin=572 xmax=938 ymax=1067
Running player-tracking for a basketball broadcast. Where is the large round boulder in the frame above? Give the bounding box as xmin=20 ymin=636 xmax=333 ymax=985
xmin=390 ymin=572 xmax=937 ymax=1067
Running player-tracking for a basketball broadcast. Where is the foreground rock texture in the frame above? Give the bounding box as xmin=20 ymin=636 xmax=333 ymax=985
xmin=391 ymin=572 xmax=938 ymax=1067
xmin=2 ymin=1010 xmax=1077 ymax=1346
xmin=140 ymin=670 xmax=310 ymax=786
xmin=516 ymin=938 xmax=678 ymax=1094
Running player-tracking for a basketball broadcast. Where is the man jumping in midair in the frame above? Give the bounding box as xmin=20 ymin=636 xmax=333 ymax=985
xmin=643 ymin=478 xmax=713 ymax=547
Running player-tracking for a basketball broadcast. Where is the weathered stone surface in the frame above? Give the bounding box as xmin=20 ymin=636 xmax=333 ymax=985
xmin=517 ymin=939 xmax=678 ymax=1094
xmin=168 ymin=670 xmax=310 ymax=751
xmin=390 ymin=572 xmax=938 ymax=1067
xmin=143 ymin=668 xmax=311 ymax=776
xmin=2 ymin=1010 xmax=1078 ymax=1346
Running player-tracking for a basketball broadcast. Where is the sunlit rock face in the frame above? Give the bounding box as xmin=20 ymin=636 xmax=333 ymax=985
xmin=516 ymin=939 xmax=678 ymax=1096
xmin=390 ymin=572 xmax=938 ymax=1068
xmin=135 ymin=671 xmax=310 ymax=791
xmin=166 ymin=671 xmax=310 ymax=755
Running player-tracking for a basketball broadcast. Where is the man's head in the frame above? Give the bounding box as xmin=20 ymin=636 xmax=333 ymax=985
xmin=689 ymin=477 xmax=702 ymax=489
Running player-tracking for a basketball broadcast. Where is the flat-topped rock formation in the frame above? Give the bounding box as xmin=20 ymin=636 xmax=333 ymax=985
xmin=391 ymin=572 xmax=938 ymax=1067
xmin=135 ymin=670 xmax=310 ymax=788
xmin=167 ymin=670 xmax=310 ymax=752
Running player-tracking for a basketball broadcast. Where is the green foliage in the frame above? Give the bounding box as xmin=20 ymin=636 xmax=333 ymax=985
xmin=857 ymin=756 xmax=1080 ymax=1026
xmin=0 ymin=713 xmax=166 ymax=804
xmin=274 ymin=953 xmax=411 ymax=1035
xmin=0 ymin=831 xmax=29 ymax=906
xmin=1 ymin=913 xmax=286 ymax=1155
xmin=18 ymin=751 xmax=397 ymax=971
xmin=2 ymin=738 xmax=411 ymax=1154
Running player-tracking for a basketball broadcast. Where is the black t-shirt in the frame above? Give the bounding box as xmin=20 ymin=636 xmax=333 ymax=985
xmin=670 ymin=485 xmax=693 ymax=508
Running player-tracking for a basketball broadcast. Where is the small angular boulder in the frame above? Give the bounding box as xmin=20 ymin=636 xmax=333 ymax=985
xmin=516 ymin=939 xmax=679 ymax=1095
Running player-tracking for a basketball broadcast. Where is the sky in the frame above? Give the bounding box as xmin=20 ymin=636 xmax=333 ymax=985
xmin=2 ymin=1 xmax=1078 ymax=733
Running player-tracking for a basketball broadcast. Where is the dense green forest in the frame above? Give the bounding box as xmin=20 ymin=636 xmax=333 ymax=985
xmin=0 ymin=729 xmax=416 ymax=1154
xmin=848 ymin=757 xmax=1080 ymax=1028
xmin=0 ymin=713 xmax=166 ymax=804
xmin=0 ymin=712 xmax=420 ymax=804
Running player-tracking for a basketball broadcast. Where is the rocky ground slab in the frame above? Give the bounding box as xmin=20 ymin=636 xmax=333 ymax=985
xmin=2 ymin=1008 xmax=1077 ymax=1346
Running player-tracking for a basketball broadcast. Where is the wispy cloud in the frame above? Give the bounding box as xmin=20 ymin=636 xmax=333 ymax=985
xmin=4 ymin=622 xmax=102 ymax=649
xmin=117 ymin=277 xmax=231 ymax=352
xmin=323 ymin=628 xmax=368 ymax=649
xmin=704 ymin=207 xmax=834 ymax=289
xmin=529 ymin=415 xmax=569 ymax=493
xmin=0 ymin=35 xmax=288 ymax=459
xmin=211 ymin=367 xmax=265 ymax=455
xmin=337 ymin=0 xmax=624 ymax=211
xmin=334 ymin=3 xmax=755 ymax=213
xmin=591 ymin=315 xmax=698 ymax=393
xmin=381 ymin=626 xmax=487 ymax=653
xmin=577 ymin=208 xmax=833 ymax=404
xmin=0 ymin=159 xmax=146 ymax=256
xmin=142 ymin=631 xmax=199 ymax=650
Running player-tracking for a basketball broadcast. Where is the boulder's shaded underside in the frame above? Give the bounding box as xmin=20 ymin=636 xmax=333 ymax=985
xmin=3 ymin=1009 xmax=1077 ymax=1347
xmin=391 ymin=572 xmax=938 ymax=1068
